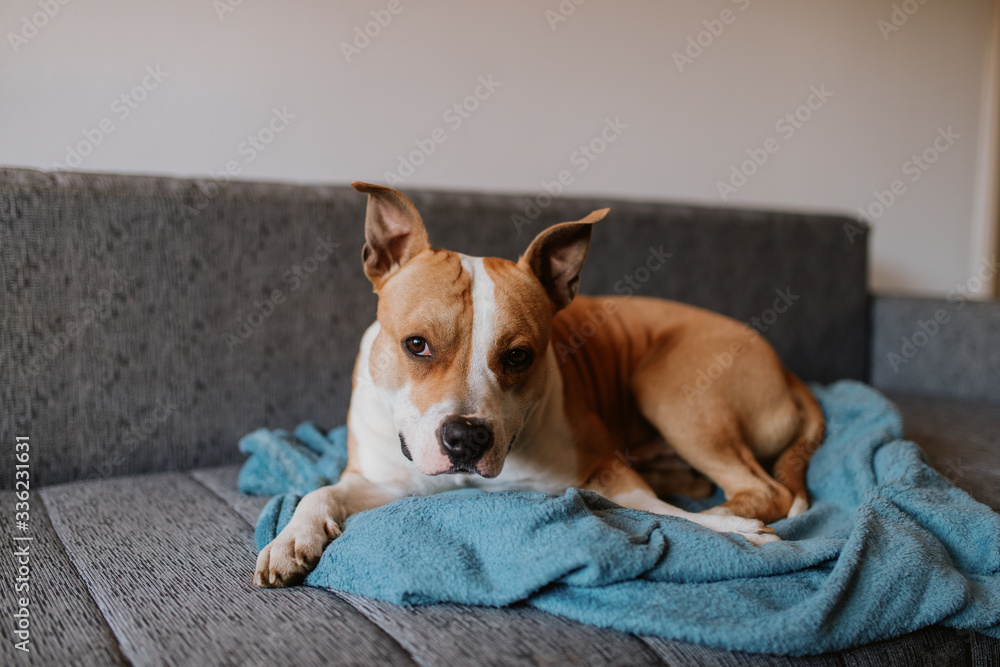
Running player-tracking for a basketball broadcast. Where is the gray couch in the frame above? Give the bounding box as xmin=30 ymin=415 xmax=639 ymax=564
xmin=2 ymin=167 xmax=998 ymax=666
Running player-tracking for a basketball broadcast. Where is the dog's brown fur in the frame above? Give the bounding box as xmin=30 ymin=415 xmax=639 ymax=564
xmin=253 ymin=183 xmax=823 ymax=588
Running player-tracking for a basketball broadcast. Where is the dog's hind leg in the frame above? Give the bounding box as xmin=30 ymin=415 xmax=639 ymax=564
xmin=638 ymin=412 xmax=794 ymax=524
xmin=630 ymin=351 xmax=796 ymax=524
xmin=583 ymin=455 xmax=779 ymax=545
xmin=630 ymin=442 xmax=715 ymax=500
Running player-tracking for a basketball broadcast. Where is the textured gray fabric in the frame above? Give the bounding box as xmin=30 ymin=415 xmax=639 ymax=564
xmin=644 ymin=625 xmax=999 ymax=666
xmin=336 ymin=592 xmax=665 ymax=667
xmin=641 ymin=626 xmax=988 ymax=666
xmin=871 ymin=296 xmax=1000 ymax=402
xmin=0 ymin=492 xmax=128 ymax=666
xmin=888 ymin=392 xmax=1000 ymax=511
xmin=2 ymin=167 xmax=867 ymax=488
xmin=641 ymin=637 xmax=837 ymax=665
xmin=40 ymin=473 xmax=415 ymax=666
xmin=970 ymin=630 xmax=1000 ymax=666
xmin=189 ymin=465 xmax=270 ymax=525
xmin=2 ymin=168 xmax=370 ymax=489
xmin=837 ymin=626 xmax=975 ymax=666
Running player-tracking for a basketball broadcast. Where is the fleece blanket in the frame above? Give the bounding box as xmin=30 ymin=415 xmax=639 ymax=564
xmin=239 ymin=381 xmax=1000 ymax=655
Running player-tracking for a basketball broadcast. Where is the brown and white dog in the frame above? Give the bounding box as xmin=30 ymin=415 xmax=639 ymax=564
xmin=253 ymin=182 xmax=824 ymax=588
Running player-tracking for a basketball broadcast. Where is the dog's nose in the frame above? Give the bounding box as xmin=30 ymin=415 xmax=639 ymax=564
xmin=439 ymin=416 xmax=493 ymax=468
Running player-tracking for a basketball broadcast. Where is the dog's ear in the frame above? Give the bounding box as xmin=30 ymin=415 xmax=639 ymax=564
xmin=352 ymin=181 xmax=430 ymax=290
xmin=519 ymin=208 xmax=608 ymax=311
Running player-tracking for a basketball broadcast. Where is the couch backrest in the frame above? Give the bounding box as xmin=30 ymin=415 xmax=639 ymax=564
xmin=870 ymin=296 xmax=1000 ymax=402
xmin=0 ymin=168 xmax=868 ymax=487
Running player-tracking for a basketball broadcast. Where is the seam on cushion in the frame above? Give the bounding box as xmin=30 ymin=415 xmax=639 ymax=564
xmin=184 ymin=469 xmax=422 ymax=666
xmin=185 ymin=469 xmax=263 ymax=529
xmin=35 ymin=492 xmax=134 ymax=667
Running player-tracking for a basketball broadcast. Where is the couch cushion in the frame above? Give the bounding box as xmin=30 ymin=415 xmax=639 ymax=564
xmin=4 ymin=466 xmax=993 ymax=666
xmin=38 ymin=474 xmax=417 ymax=666
xmin=0 ymin=491 xmax=127 ymax=665
xmin=36 ymin=471 xmax=666 ymax=666
xmin=888 ymin=392 xmax=1000 ymax=511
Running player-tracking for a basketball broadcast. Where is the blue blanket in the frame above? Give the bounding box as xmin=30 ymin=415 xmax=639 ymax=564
xmin=239 ymin=381 xmax=1000 ymax=655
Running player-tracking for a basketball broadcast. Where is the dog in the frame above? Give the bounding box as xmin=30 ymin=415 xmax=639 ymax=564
xmin=253 ymin=182 xmax=824 ymax=588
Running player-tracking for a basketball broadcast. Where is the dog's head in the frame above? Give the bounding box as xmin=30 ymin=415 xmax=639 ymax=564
xmin=352 ymin=181 xmax=608 ymax=478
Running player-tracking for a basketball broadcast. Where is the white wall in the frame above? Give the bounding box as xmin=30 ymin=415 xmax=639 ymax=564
xmin=2 ymin=0 xmax=997 ymax=297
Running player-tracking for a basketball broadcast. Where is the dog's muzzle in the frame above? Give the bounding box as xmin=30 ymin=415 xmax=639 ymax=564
xmin=438 ymin=415 xmax=493 ymax=472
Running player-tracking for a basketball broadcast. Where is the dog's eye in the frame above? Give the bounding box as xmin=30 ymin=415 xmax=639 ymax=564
xmin=404 ymin=336 xmax=431 ymax=357
xmin=504 ymin=348 xmax=532 ymax=369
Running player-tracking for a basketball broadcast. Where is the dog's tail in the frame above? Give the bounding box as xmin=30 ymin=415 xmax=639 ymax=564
xmin=773 ymin=371 xmax=825 ymax=518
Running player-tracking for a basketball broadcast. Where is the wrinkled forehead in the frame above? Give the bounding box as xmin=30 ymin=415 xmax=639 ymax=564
xmin=376 ymin=250 xmax=471 ymax=338
xmin=376 ymin=250 xmax=551 ymax=343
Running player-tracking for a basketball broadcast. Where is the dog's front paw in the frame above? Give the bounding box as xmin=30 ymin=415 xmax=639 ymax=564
xmin=253 ymin=519 xmax=341 ymax=588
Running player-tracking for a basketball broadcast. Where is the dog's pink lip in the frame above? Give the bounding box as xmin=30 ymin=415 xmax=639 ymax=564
xmin=417 ymin=463 xmax=451 ymax=476
xmin=412 ymin=457 xmax=453 ymax=477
